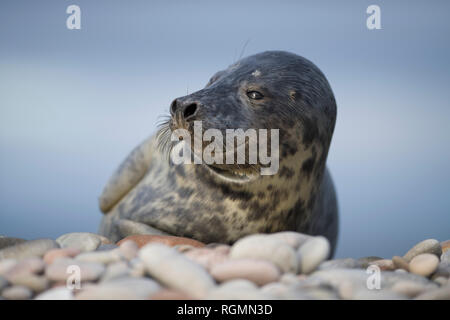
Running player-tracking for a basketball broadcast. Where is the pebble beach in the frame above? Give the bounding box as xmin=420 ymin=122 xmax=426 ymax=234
xmin=0 ymin=232 xmax=449 ymax=300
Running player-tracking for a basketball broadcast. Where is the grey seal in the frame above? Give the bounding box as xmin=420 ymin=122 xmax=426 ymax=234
xmin=98 ymin=51 xmax=338 ymax=255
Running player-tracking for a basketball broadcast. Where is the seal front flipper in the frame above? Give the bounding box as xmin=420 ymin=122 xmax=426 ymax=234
xmin=98 ymin=135 xmax=155 ymax=213
xmin=115 ymin=219 xmax=170 ymax=239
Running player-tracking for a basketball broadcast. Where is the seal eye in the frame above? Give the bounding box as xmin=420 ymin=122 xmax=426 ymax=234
xmin=247 ymin=91 xmax=264 ymax=100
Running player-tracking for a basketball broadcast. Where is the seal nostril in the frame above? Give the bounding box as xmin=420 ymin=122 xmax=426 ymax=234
xmin=183 ymin=103 xmax=197 ymax=119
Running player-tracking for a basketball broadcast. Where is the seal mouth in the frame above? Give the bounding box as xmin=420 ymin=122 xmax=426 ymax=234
xmin=203 ymin=163 xmax=258 ymax=183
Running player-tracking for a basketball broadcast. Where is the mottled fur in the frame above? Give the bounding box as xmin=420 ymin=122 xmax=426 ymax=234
xmin=98 ymin=51 xmax=338 ymax=255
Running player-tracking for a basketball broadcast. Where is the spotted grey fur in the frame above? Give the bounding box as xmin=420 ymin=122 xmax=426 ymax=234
xmin=98 ymin=51 xmax=338 ymax=255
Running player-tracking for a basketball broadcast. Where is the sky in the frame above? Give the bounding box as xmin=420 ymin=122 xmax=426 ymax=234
xmin=0 ymin=0 xmax=449 ymax=258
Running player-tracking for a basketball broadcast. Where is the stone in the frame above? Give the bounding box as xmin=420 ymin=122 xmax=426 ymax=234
xmin=440 ymin=240 xmax=450 ymax=253
xmin=45 ymin=258 xmax=105 ymax=282
xmin=432 ymin=261 xmax=450 ymax=278
xmin=0 ymin=259 xmax=17 ymax=275
xmin=43 ymin=248 xmax=81 ymax=265
xmin=139 ymin=243 xmax=215 ymax=299
xmin=96 ymin=244 xmax=119 ymax=251
xmin=3 ymin=258 xmax=45 ymax=278
xmin=415 ymin=286 xmax=450 ymax=300
xmin=297 ymin=236 xmax=330 ymax=274
xmin=100 ymin=261 xmax=130 ymax=282
xmin=409 ymin=253 xmax=439 ymax=277
xmin=0 ymin=276 xmax=8 ymax=291
xmin=0 ymin=239 xmax=58 ymax=260
xmin=117 ymin=235 xmax=205 ymax=249
xmin=369 ymin=259 xmax=395 ymax=271
xmin=357 ymin=256 xmax=384 ymax=268
xmin=183 ymin=248 xmax=229 ymax=271
xmin=7 ymin=274 xmax=49 ymax=293
xmin=75 ymin=250 xmax=122 ymax=264
xmin=1 ymin=285 xmax=32 ymax=300
xmin=318 ymin=258 xmax=363 ymax=270
xmin=432 ymin=276 xmax=448 ymax=286
xmin=56 ymin=233 xmax=110 ymax=252
xmin=150 ymin=289 xmax=196 ymax=300
xmin=129 ymin=258 xmax=146 ymax=278
xmin=441 ymin=250 xmax=450 ymax=264
xmin=306 ymin=268 xmax=437 ymax=294
xmin=207 ymin=279 xmax=273 ymax=300
xmin=76 ymin=277 xmax=160 ymax=300
xmin=403 ymin=239 xmax=442 ymax=262
xmin=0 ymin=237 xmax=27 ymax=250
xmin=174 ymin=244 xmax=196 ymax=253
xmin=390 ymin=281 xmax=431 ymax=298
xmin=267 ymin=231 xmax=312 ymax=249
xmin=210 ymin=259 xmax=280 ymax=286
xmin=230 ymin=234 xmax=298 ymax=273
xmin=35 ymin=287 xmax=74 ymax=300
xmin=392 ymin=256 xmax=410 ymax=271
xmin=279 ymin=273 xmax=302 ymax=285
xmin=118 ymin=240 xmax=139 ymax=260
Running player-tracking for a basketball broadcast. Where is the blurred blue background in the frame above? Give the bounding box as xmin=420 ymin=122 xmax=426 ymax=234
xmin=1 ymin=0 xmax=449 ymax=258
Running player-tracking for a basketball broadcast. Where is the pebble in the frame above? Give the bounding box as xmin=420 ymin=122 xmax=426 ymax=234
xmin=150 ymin=289 xmax=196 ymax=300
xmin=390 ymin=281 xmax=430 ymax=298
xmin=403 ymin=239 xmax=442 ymax=262
xmin=0 ymin=239 xmax=59 ymax=260
xmin=210 ymin=259 xmax=280 ymax=286
xmin=432 ymin=262 xmax=450 ymax=278
xmin=129 ymin=258 xmax=146 ymax=278
xmin=100 ymin=261 xmax=130 ymax=282
xmin=392 ymin=256 xmax=410 ymax=271
xmin=357 ymin=256 xmax=384 ymax=268
xmin=369 ymin=259 xmax=395 ymax=271
xmin=297 ymin=236 xmax=330 ymax=274
xmin=306 ymin=268 xmax=436 ymax=295
xmin=0 ymin=259 xmax=17 ymax=275
xmin=118 ymin=240 xmax=139 ymax=260
xmin=3 ymin=258 xmax=45 ymax=278
xmin=432 ymin=276 xmax=448 ymax=286
xmin=440 ymin=240 xmax=450 ymax=253
xmin=207 ymin=279 xmax=272 ymax=300
xmin=96 ymin=244 xmax=119 ymax=251
xmin=76 ymin=277 xmax=160 ymax=300
xmin=56 ymin=233 xmax=110 ymax=252
xmin=441 ymin=250 xmax=450 ymax=264
xmin=75 ymin=250 xmax=122 ymax=264
xmin=267 ymin=231 xmax=312 ymax=249
xmin=0 ymin=276 xmax=8 ymax=291
xmin=183 ymin=247 xmax=229 ymax=271
xmin=318 ymin=258 xmax=363 ymax=270
xmin=409 ymin=253 xmax=439 ymax=277
xmin=415 ymin=286 xmax=450 ymax=300
xmin=139 ymin=243 xmax=215 ymax=299
xmin=230 ymin=234 xmax=298 ymax=273
xmin=45 ymin=258 xmax=105 ymax=282
xmin=7 ymin=274 xmax=49 ymax=293
xmin=43 ymin=248 xmax=81 ymax=264
xmin=1 ymin=285 xmax=33 ymax=300
xmin=35 ymin=287 xmax=74 ymax=300
xmin=279 ymin=273 xmax=302 ymax=285
xmin=0 ymin=237 xmax=27 ymax=250
xmin=117 ymin=235 xmax=205 ymax=249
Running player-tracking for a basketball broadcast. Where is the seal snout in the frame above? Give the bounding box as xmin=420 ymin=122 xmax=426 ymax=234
xmin=170 ymin=98 xmax=199 ymax=121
